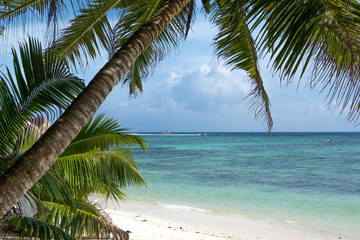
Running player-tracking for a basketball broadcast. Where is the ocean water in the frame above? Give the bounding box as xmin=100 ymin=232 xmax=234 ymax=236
xmin=127 ymin=132 xmax=360 ymax=236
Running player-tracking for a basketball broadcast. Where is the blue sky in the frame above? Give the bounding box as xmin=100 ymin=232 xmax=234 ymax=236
xmin=87 ymin=15 xmax=358 ymax=132
xmin=1 ymin=12 xmax=359 ymax=132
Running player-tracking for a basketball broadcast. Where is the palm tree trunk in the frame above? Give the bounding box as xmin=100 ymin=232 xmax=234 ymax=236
xmin=0 ymin=0 xmax=190 ymax=217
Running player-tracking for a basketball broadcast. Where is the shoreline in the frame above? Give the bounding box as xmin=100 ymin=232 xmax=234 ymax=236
xmin=92 ymin=197 xmax=355 ymax=240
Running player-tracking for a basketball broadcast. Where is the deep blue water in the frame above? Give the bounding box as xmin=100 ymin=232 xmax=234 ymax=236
xmin=126 ymin=132 xmax=360 ymax=235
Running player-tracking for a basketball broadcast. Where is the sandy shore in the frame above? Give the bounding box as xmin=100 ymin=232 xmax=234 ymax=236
xmin=91 ymin=197 xmax=355 ymax=240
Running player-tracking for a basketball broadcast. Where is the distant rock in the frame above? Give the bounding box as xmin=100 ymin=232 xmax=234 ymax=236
xmin=162 ymin=131 xmax=170 ymax=134
xmin=30 ymin=115 xmax=51 ymax=134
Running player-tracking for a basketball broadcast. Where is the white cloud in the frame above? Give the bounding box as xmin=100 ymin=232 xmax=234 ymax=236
xmin=117 ymin=101 xmax=129 ymax=107
xmin=164 ymin=72 xmax=182 ymax=89
xmin=167 ymin=64 xmax=250 ymax=112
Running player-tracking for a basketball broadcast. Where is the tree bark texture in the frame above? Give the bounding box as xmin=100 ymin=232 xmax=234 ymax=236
xmin=0 ymin=0 xmax=190 ymax=218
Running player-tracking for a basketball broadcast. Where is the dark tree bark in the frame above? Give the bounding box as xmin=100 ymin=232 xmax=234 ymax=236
xmin=0 ymin=0 xmax=190 ymax=217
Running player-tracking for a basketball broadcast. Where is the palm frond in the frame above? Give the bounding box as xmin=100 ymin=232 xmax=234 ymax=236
xmin=56 ymin=147 xmax=145 ymax=199
xmin=211 ymin=1 xmax=273 ymax=131
xmin=52 ymin=0 xmax=142 ymax=66
xmin=241 ymin=0 xmax=360 ymax=122
xmin=42 ymin=199 xmax=128 ymax=239
xmin=184 ymin=0 xmax=196 ymax=38
xmin=31 ymin=168 xmax=76 ymax=209
xmin=0 ymin=0 xmax=67 ymax=39
xmin=64 ymin=113 xmax=147 ymax=155
xmin=0 ymin=0 xmax=85 ymax=41
xmin=0 ymin=77 xmax=20 ymax=158
xmin=50 ymin=0 xmax=194 ymax=95
xmin=0 ymin=37 xmax=84 ymax=158
xmin=6 ymin=214 xmax=74 ymax=240
xmin=0 ymin=0 xmax=46 ymax=22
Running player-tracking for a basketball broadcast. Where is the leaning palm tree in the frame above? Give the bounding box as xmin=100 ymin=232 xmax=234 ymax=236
xmin=0 ymin=39 xmax=146 ymax=239
xmin=2 ymin=0 xmax=360 ymax=216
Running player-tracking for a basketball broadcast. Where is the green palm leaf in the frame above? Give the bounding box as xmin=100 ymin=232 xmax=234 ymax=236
xmin=240 ymin=0 xmax=360 ymax=122
xmin=0 ymin=38 xmax=84 ymax=158
xmin=56 ymin=114 xmax=146 ymax=200
xmin=32 ymin=168 xmax=76 ymax=209
xmin=211 ymin=1 xmax=273 ymax=131
xmin=52 ymin=0 xmax=142 ymax=65
xmin=65 ymin=113 xmax=147 ymax=154
xmin=42 ymin=199 xmax=127 ymax=239
xmin=0 ymin=0 xmax=47 ymax=22
xmin=7 ymin=214 xmax=74 ymax=240
xmin=4 ymin=193 xmax=126 ymax=239
xmin=56 ymin=147 xmax=145 ymax=200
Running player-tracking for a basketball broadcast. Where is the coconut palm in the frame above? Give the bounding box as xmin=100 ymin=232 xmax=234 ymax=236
xmin=0 ymin=38 xmax=146 ymax=239
xmin=1 ymin=0 xmax=360 ymax=216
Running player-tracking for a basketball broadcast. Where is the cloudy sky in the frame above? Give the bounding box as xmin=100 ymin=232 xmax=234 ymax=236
xmin=86 ymin=15 xmax=358 ymax=132
xmin=2 ymin=12 xmax=359 ymax=132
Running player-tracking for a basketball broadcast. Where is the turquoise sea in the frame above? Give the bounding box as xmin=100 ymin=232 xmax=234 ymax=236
xmin=127 ymin=132 xmax=360 ymax=237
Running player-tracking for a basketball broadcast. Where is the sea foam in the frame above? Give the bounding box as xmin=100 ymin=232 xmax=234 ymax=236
xmin=157 ymin=202 xmax=211 ymax=213
xmin=130 ymin=133 xmax=202 ymax=136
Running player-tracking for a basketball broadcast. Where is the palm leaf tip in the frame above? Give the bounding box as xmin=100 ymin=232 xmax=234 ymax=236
xmin=184 ymin=0 xmax=196 ymax=39
xmin=212 ymin=2 xmax=273 ymax=132
xmin=243 ymin=76 xmax=273 ymax=133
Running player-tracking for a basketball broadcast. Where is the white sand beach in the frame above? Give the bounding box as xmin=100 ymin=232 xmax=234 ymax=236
xmin=93 ymin=198 xmax=351 ymax=240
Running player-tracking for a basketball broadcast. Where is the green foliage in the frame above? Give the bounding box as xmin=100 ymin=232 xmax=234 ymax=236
xmin=40 ymin=200 xmax=126 ymax=239
xmin=235 ymin=0 xmax=360 ymax=121
xmin=0 ymin=37 xmax=84 ymax=158
xmin=10 ymin=215 xmax=74 ymax=240
xmin=68 ymin=113 xmax=147 ymax=153
xmin=0 ymin=38 xmax=146 ymax=239
xmin=57 ymin=113 xmax=146 ymax=200
xmin=32 ymin=169 xmax=76 ymax=209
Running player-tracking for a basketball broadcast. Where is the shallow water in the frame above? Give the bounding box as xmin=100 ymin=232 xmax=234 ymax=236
xmin=127 ymin=132 xmax=360 ymax=236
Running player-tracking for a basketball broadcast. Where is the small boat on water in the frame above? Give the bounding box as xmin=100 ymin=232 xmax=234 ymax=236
xmin=162 ymin=131 xmax=170 ymax=134
xmin=325 ymin=139 xmax=334 ymax=143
